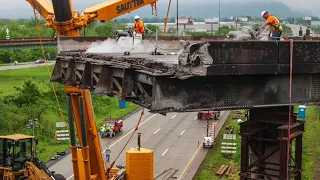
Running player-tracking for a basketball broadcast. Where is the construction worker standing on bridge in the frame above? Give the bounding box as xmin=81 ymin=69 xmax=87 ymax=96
xmin=132 ymin=15 xmax=145 ymax=40
xmin=132 ymin=15 xmax=145 ymax=34
xmin=255 ymin=11 xmax=283 ymax=40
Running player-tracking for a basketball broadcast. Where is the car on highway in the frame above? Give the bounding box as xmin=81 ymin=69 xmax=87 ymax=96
xmin=35 ymin=59 xmax=45 ymax=64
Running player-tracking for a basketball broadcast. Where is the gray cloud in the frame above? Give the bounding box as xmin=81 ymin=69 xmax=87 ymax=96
xmin=0 ymin=0 xmax=319 ymax=18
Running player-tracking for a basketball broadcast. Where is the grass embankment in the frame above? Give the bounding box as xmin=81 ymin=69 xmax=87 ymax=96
xmin=298 ymin=106 xmax=320 ymax=180
xmin=195 ymin=107 xmax=320 ymax=180
xmin=0 ymin=66 xmax=50 ymax=96
xmin=311 ymin=27 xmax=320 ymax=34
xmin=194 ymin=111 xmax=243 ymax=180
xmin=0 ymin=66 xmax=139 ymax=162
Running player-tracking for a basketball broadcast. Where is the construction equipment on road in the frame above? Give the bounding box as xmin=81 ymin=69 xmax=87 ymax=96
xmin=202 ymin=115 xmax=214 ymax=148
xmin=100 ymin=119 xmax=123 ymax=138
xmin=0 ymin=134 xmax=66 ymax=180
xmin=25 ymin=0 xmax=159 ymax=179
xmin=203 ymin=137 xmax=213 ymax=148
xmin=197 ymin=111 xmax=220 ymax=120
xmin=115 ymin=27 xmax=143 ymax=55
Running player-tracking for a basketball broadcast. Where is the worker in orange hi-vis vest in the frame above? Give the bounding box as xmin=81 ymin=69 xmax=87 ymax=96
xmin=132 ymin=15 xmax=145 ymax=41
xmin=255 ymin=11 xmax=283 ymax=40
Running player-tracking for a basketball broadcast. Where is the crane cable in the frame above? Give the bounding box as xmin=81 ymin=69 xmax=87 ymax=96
xmin=107 ymin=108 xmax=145 ymax=174
xmin=32 ymin=9 xmax=68 ymax=128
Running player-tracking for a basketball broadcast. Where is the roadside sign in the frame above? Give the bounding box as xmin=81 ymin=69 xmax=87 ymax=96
xmin=56 ymin=122 xmax=67 ymax=128
xmin=55 ymin=122 xmax=69 ymax=141
xmin=176 ymin=18 xmax=194 ymax=25
xmin=221 ymin=134 xmax=237 ymax=154
xmin=205 ymin=18 xmax=219 ymax=24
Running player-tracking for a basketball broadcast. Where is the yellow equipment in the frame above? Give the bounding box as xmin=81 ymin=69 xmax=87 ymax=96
xmin=23 ymin=0 xmax=158 ymax=180
xmin=26 ymin=0 xmax=158 ymax=36
xmin=163 ymin=0 xmax=172 ymax=33
xmin=126 ymin=134 xmax=154 ymax=179
xmin=0 ymin=134 xmax=65 ymax=180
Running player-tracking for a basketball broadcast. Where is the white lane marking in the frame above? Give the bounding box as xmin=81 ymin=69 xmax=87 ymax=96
xmin=171 ymin=114 xmax=177 ymax=119
xmin=66 ymin=114 xmax=157 ymax=180
xmin=194 ymin=116 xmax=197 ymax=120
xmin=162 ymin=149 xmax=169 ymax=156
xmin=66 ymin=175 xmax=74 ymax=180
xmin=180 ymin=130 xmax=186 ymax=136
xmin=154 ymin=128 xmax=161 ymax=134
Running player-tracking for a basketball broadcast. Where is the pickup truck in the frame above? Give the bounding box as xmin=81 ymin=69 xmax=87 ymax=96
xmin=101 ymin=119 xmax=123 ymax=138
xmin=197 ymin=111 xmax=220 ymax=120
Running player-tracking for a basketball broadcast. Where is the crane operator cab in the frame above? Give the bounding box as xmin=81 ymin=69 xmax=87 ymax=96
xmin=0 ymin=134 xmax=66 ymax=180
xmin=0 ymin=134 xmax=34 ymax=173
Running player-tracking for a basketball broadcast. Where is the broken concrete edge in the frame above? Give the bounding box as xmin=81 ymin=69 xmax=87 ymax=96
xmin=59 ymin=51 xmax=210 ymax=79
xmin=178 ymin=41 xmax=213 ymax=66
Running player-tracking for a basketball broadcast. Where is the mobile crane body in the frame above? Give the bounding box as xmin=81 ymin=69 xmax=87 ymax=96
xmin=9 ymin=0 xmax=159 ymax=179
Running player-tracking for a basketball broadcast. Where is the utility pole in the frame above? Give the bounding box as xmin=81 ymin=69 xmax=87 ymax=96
xmin=26 ymin=119 xmax=40 ymax=136
xmin=176 ymin=0 xmax=179 ymax=35
xmin=218 ymin=0 xmax=221 ymax=36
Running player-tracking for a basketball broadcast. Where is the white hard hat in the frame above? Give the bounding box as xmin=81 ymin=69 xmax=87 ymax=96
xmin=134 ymin=15 xmax=140 ymax=20
xmin=261 ymin=11 xmax=267 ymax=17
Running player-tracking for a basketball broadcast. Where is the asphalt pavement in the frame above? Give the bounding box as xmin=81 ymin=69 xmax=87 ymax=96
xmin=49 ymin=110 xmax=230 ymax=180
xmin=286 ymin=24 xmax=315 ymax=36
xmin=0 ymin=61 xmax=55 ymax=71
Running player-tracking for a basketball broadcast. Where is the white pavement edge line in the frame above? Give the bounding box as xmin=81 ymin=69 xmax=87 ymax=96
xmin=171 ymin=114 xmax=177 ymax=119
xmin=194 ymin=116 xmax=197 ymax=120
xmin=154 ymin=128 xmax=161 ymax=134
xmin=66 ymin=113 xmax=157 ymax=180
xmin=162 ymin=149 xmax=169 ymax=156
xmin=179 ymin=130 xmax=186 ymax=136
xmin=66 ymin=175 xmax=74 ymax=180
xmin=178 ymin=144 xmax=202 ymax=180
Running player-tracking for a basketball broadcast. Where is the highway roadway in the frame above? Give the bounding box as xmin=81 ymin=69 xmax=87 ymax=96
xmin=0 ymin=61 xmax=55 ymax=71
xmin=49 ymin=110 xmax=230 ymax=180
xmin=286 ymin=24 xmax=315 ymax=36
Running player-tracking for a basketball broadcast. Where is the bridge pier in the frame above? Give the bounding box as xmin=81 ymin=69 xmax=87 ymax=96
xmin=240 ymin=106 xmax=304 ymax=180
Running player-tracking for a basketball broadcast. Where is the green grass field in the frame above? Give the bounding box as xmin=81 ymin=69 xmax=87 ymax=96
xmin=0 ymin=66 xmax=52 ymax=96
xmin=195 ymin=111 xmax=242 ymax=180
xmin=0 ymin=65 xmax=139 ymax=162
xmin=298 ymin=106 xmax=320 ymax=180
xmin=195 ymin=107 xmax=320 ymax=180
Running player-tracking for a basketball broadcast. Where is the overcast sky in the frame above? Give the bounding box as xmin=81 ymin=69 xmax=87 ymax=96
xmin=1 ymin=0 xmax=319 ymax=18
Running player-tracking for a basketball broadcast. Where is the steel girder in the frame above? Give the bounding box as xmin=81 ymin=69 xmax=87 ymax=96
xmin=51 ymin=51 xmax=320 ymax=113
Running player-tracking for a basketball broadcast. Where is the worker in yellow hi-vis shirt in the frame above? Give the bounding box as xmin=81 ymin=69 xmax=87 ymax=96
xmin=256 ymin=11 xmax=283 ymax=40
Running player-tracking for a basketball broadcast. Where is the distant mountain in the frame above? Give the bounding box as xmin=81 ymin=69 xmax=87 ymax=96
xmin=120 ymin=1 xmax=312 ymax=19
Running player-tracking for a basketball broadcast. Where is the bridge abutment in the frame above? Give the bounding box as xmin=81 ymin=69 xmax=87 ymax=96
xmin=240 ymin=107 xmax=304 ymax=180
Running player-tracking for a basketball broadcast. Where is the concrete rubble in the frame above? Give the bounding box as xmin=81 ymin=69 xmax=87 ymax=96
xmin=59 ymin=41 xmax=214 ymax=80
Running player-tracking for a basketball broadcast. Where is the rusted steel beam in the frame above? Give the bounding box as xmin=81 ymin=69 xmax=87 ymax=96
xmin=277 ymin=122 xmax=305 ymax=140
xmin=295 ymin=135 xmax=302 ymax=180
xmin=240 ymin=107 xmax=304 ymax=180
xmin=52 ymin=39 xmax=320 ymax=112
xmin=52 ymin=52 xmax=320 ymax=112
xmin=0 ymin=37 xmax=55 ymax=42
xmin=0 ymin=41 xmax=56 ymax=47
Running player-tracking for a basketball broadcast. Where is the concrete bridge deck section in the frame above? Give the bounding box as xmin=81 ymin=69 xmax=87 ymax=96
xmin=51 ymin=39 xmax=320 ymax=113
